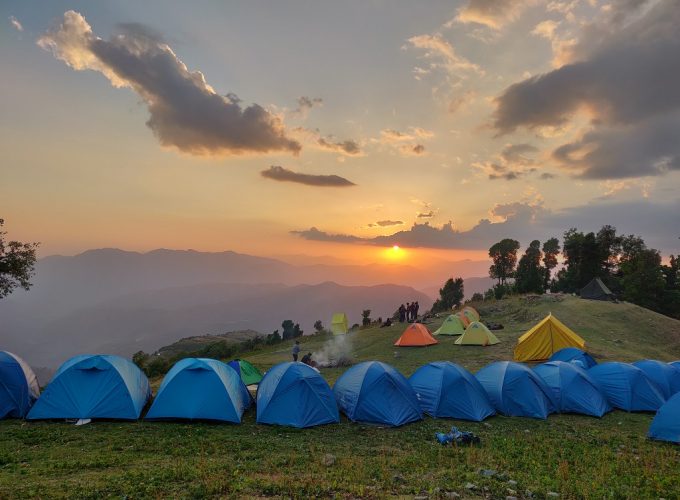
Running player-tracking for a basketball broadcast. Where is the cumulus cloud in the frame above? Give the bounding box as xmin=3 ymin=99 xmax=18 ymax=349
xmin=9 ymin=16 xmax=23 ymax=32
xmin=260 ymin=166 xmax=355 ymax=187
xmin=473 ymin=143 xmax=540 ymax=180
xmin=456 ymin=0 xmax=536 ymax=29
xmin=317 ymin=137 xmax=362 ymax=156
xmin=492 ymin=0 xmax=680 ymax=179
xmin=292 ymin=198 xmax=680 ymax=254
xmin=38 ymin=11 xmax=301 ymax=156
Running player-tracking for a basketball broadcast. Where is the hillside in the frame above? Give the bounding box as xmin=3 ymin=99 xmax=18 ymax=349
xmin=155 ymin=329 xmax=262 ymax=359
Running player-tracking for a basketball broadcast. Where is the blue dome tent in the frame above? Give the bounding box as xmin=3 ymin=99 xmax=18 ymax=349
xmin=475 ymin=361 xmax=557 ymax=419
xmin=1 ymin=351 xmax=40 ymax=419
xmin=333 ymin=361 xmax=421 ymax=426
xmin=27 ymin=355 xmax=150 ymax=421
xmin=648 ymin=392 xmax=680 ymax=444
xmin=409 ymin=361 xmax=495 ymax=421
xmin=588 ymin=362 xmax=665 ymax=412
xmin=632 ymin=360 xmax=680 ymax=398
xmin=534 ymin=361 xmax=611 ymax=417
xmin=548 ymin=347 xmax=598 ymax=369
xmin=146 ymin=358 xmax=248 ymax=422
xmin=256 ymin=362 xmax=338 ymax=428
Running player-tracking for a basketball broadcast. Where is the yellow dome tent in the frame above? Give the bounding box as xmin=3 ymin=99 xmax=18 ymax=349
xmin=330 ymin=313 xmax=349 ymax=335
xmin=513 ymin=313 xmax=585 ymax=362
xmin=434 ymin=314 xmax=466 ymax=336
xmin=463 ymin=306 xmax=480 ymax=322
xmin=454 ymin=321 xmax=500 ymax=346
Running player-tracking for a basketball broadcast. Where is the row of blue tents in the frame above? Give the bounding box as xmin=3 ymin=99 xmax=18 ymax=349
xmin=1 ymin=349 xmax=679 ymax=443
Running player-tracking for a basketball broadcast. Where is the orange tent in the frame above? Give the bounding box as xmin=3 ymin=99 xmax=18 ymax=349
xmin=394 ymin=323 xmax=438 ymax=347
xmin=458 ymin=312 xmax=471 ymax=327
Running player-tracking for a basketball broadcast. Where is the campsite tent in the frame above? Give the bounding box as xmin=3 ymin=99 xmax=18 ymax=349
xmin=333 ymin=361 xmax=421 ymax=426
xmin=548 ymin=347 xmax=598 ymax=369
xmin=580 ymin=277 xmax=615 ymax=301
xmin=146 ymin=358 xmax=248 ymax=422
xmin=534 ymin=361 xmax=611 ymax=417
xmin=455 ymin=322 xmax=500 ymax=346
xmin=27 ymin=354 xmax=150 ymax=420
xmin=588 ymin=362 xmax=666 ymax=412
xmin=433 ymin=314 xmax=466 ymax=336
xmin=648 ymin=392 xmax=680 ymax=443
xmin=331 ymin=313 xmax=349 ymax=335
xmin=409 ymin=361 xmax=495 ymax=421
xmin=458 ymin=311 xmax=471 ymax=327
xmin=514 ymin=314 xmax=585 ymax=362
xmin=632 ymin=360 xmax=680 ymax=399
xmin=0 ymin=351 xmax=40 ymax=419
xmin=257 ymin=362 xmax=339 ymax=428
xmin=476 ymin=361 xmax=557 ymax=419
xmin=463 ymin=306 xmax=480 ymax=322
xmin=227 ymin=359 xmax=263 ymax=386
xmin=394 ymin=323 xmax=438 ymax=347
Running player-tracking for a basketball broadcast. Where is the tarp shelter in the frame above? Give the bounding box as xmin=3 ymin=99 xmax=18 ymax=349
xmin=228 ymin=359 xmax=263 ymax=386
xmin=580 ymin=277 xmax=615 ymax=301
xmin=632 ymin=360 xmax=680 ymax=399
xmin=331 ymin=313 xmax=349 ymax=335
xmin=549 ymin=347 xmax=598 ymax=369
xmin=534 ymin=361 xmax=611 ymax=417
xmin=409 ymin=361 xmax=495 ymax=421
xmin=27 ymin=354 xmax=150 ymax=420
xmin=333 ymin=361 xmax=421 ymax=426
xmin=588 ymin=362 xmax=666 ymax=412
xmin=455 ymin=322 xmax=500 ymax=346
xmin=433 ymin=314 xmax=466 ymax=336
xmin=648 ymin=392 xmax=680 ymax=443
xmin=476 ymin=361 xmax=557 ymax=419
xmin=394 ymin=323 xmax=438 ymax=347
xmin=146 ymin=358 xmax=248 ymax=422
xmin=514 ymin=314 xmax=585 ymax=362
xmin=0 ymin=351 xmax=40 ymax=419
xmin=256 ymin=362 xmax=339 ymax=428
xmin=463 ymin=306 xmax=480 ymax=322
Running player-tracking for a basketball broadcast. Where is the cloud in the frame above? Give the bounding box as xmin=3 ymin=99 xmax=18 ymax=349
xmin=38 ymin=11 xmax=301 ymax=156
xmin=455 ymin=0 xmax=535 ymax=29
xmin=292 ymin=198 xmax=680 ymax=254
xmin=473 ymin=143 xmax=539 ymax=180
xmin=9 ymin=16 xmax=23 ymax=32
xmin=293 ymin=96 xmax=323 ymax=117
xmin=400 ymin=144 xmax=426 ymax=156
xmin=368 ymin=220 xmax=404 ymax=228
xmin=317 ymin=137 xmax=362 ymax=156
xmin=417 ymin=210 xmax=435 ymax=219
xmin=376 ymin=127 xmax=432 ymax=157
xmin=406 ymin=34 xmax=482 ymax=75
xmin=260 ymin=166 xmax=355 ymax=187
xmin=491 ymin=0 xmax=680 ymax=179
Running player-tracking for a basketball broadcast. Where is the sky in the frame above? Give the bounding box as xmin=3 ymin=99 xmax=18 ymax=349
xmin=1 ymin=0 xmax=678 ymax=268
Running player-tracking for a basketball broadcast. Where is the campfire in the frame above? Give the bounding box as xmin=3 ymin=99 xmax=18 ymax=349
xmin=317 ymin=356 xmax=354 ymax=369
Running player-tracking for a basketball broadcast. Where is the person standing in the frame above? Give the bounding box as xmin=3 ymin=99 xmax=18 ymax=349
xmin=406 ymin=302 xmax=411 ymax=322
xmin=414 ymin=301 xmax=420 ymax=321
xmin=292 ymin=340 xmax=301 ymax=362
xmin=398 ymin=304 xmax=406 ymax=322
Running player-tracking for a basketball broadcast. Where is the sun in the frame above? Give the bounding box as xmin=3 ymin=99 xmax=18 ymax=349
xmin=384 ymin=244 xmax=406 ymax=261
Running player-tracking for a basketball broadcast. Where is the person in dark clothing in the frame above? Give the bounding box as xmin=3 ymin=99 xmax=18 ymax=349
xmin=398 ymin=304 xmax=406 ymax=322
xmin=406 ymin=302 xmax=411 ymax=322
xmin=414 ymin=301 xmax=420 ymax=320
xmin=301 ymin=352 xmax=312 ymax=365
xmin=381 ymin=318 xmax=392 ymax=328
xmin=292 ymin=340 xmax=300 ymax=362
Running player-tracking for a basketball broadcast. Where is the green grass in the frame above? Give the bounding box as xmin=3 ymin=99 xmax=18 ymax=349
xmin=2 ymin=295 xmax=680 ymax=498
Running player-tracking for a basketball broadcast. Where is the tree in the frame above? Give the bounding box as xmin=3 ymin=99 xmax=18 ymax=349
xmin=515 ymin=240 xmax=544 ymax=294
xmin=132 ymin=351 xmax=149 ymax=370
xmin=620 ymin=248 xmax=666 ymax=311
xmin=0 ymin=219 xmax=39 ymax=299
xmin=281 ymin=320 xmax=295 ymax=340
xmin=470 ymin=292 xmax=484 ymax=302
xmin=488 ymin=239 xmax=520 ymax=286
xmin=432 ymin=277 xmax=464 ymax=312
xmin=266 ymin=329 xmax=282 ymax=345
xmin=361 ymin=309 xmax=372 ymax=326
xmin=313 ymin=320 xmax=324 ymax=333
xmin=542 ymin=237 xmax=560 ymax=290
xmin=293 ymin=323 xmax=303 ymax=338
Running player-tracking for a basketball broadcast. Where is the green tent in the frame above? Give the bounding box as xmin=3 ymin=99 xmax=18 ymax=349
xmin=331 ymin=313 xmax=349 ymax=335
xmin=462 ymin=309 xmax=478 ymax=324
xmin=434 ymin=314 xmax=466 ymax=336
xmin=229 ymin=359 xmax=263 ymax=385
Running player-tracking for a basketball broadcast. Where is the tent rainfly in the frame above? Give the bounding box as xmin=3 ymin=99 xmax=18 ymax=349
xmin=514 ymin=314 xmax=585 ymax=362
xmin=455 ymin=322 xmax=500 ymax=346
xmin=433 ymin=314 xmax=466 ymax=336
xmin=394 ymin=323 xmax=438 ymax=347
xmin=331 ymin=313 xmax=349 ymax=335
xmin=580 ymin=277 xmax=616 ymax=301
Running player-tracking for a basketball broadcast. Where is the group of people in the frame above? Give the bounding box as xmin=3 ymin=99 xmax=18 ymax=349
xmin=397 ymin=301 xmax=420 ymax=323
xmin=291 ymin=340 xmax=317 ymax=367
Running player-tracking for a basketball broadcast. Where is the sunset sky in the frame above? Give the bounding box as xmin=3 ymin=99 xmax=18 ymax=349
xmin=2 ymin=0 xmax=678 ymax=267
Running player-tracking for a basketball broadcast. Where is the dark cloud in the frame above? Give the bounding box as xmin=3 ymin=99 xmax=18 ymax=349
xmin=417 ymin=210 xmax=435 ymax=219
xmin=412 ymin=144 xmax=425 ymax=155
xmin=317 ymin=137 xmax=362 ymax=156
xmin=294 ymin=96 xmax=323 ymax=115
xmin=368 ymin=220 xmax=404 ymax=228
xmin=492 ymin=1 xmax=680 ymax=179
xmin=475 ymin=143 xmax=539 ymax=180
xmin=292 ymin=199 xmax=680 ymax=255
xmin=539 ymin=172 xmax=557 ymax=180
xmin=38 ymin=11 xmax=301 ymax=156
xmin=260 ymin=166 xmax=355 ymax=187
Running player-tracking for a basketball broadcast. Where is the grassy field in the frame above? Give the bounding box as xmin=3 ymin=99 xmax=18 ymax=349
xmin=1 ymin=295 xmax=680 ymax=499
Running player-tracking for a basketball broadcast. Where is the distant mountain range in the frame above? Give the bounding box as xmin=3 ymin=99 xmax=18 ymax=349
xmin=0 ymin=248 xmax=490 ymax=368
